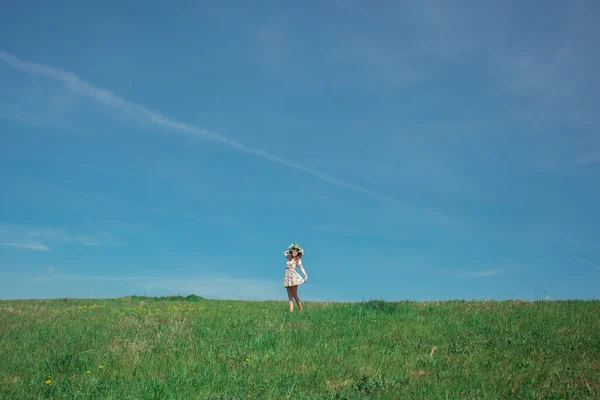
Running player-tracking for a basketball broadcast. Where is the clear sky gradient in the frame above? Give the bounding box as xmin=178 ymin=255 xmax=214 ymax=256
xmin=1 ymin=1 xmax=599 ymax=301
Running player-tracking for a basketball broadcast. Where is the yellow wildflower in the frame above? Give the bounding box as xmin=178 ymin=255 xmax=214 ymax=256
xmin=86 ymin=370 xmax=91 ymax=374
xmin=45 ymin=380 xmax=51 ymax=385
xmin=245 ymin=358 xmax=250 ymax=362
xmin=98 ymin=365 xmax=103 ymax=369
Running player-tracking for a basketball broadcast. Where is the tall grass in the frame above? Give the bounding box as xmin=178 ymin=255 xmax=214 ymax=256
xmin=1 ymin=297 xmax=599 ymax=399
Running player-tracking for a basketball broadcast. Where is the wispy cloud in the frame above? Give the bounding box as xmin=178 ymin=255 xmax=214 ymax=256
xmin=470 ymin=270 xmax=501 ymax=278
xmin=428 ymin=1 xmax=598 ymax=167
xmin=30 ymin=273 xmax=146 ymax=282
xmin=141 ymin=277 xmax=283 ymax=300
xmin=0 ymin=51 xmax=442 ymax=218
xmin=0 ymin=223 xmax=124 ymax=250
xmin=44 ymin=267 xmax=55 ymax=272
xmin=0 ymin=242 xmax=50 ymax=251
xmin=255 ymin=1 xmax=475 ymax=89
xmin=323 ymin=2 xmax=599 ymax=170
xmin=386 ymin=261 xmax=506 ymax=280
xmin=25 ymin=272 xmax=282 ymax=300
xmin=29 ymin=230 xmax=99 ymax=247
xmin=448 ymin=269 xmax=502 ymax=279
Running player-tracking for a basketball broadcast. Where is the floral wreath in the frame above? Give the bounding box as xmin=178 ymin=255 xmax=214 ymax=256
xmin=287 ymin=243 xmax=304 ymax=257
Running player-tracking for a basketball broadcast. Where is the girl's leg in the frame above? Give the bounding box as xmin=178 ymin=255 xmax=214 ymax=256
xmin=291 ymin=285 xmax=303 ymax=311
xmin=286 ymin=287 xmax=294 ymax=312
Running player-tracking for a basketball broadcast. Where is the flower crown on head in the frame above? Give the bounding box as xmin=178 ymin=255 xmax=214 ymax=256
xmin=287 ymin=243 xmax=304 ymax=257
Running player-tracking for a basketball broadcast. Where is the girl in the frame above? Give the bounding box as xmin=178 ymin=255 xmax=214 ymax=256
xmin=283 ymin=243 xmax=308 ymax=312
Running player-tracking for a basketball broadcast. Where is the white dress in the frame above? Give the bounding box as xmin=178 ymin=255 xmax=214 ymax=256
xmin=283 ymin=258 xmax=305 ymax=287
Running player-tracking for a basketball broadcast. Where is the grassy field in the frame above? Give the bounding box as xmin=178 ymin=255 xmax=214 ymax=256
xmin=1 ymin=296 xmax=599 ymax=399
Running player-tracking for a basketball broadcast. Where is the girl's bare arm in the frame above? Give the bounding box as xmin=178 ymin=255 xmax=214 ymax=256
xmin=299 ymin=263 xmax=308 ymax=280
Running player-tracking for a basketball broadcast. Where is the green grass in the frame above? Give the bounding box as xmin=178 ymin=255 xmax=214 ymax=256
xmin=1 ymin=296 xmax=599 ymax=399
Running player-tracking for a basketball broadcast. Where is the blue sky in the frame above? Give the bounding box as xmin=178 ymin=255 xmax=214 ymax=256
xmin=1 ymin=0 xmax=599 ymax=301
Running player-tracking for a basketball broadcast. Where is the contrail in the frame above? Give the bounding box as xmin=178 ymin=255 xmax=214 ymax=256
xmin=0 ymin=50 xmax=421 ymax=211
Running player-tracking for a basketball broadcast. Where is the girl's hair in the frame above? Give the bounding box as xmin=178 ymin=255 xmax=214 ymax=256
xmin=290 ymin=250 xmax=302 ymax=259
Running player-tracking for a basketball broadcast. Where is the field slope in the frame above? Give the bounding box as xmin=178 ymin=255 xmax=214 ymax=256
xmin=1 ymin=297 xmax=599 ymax=399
